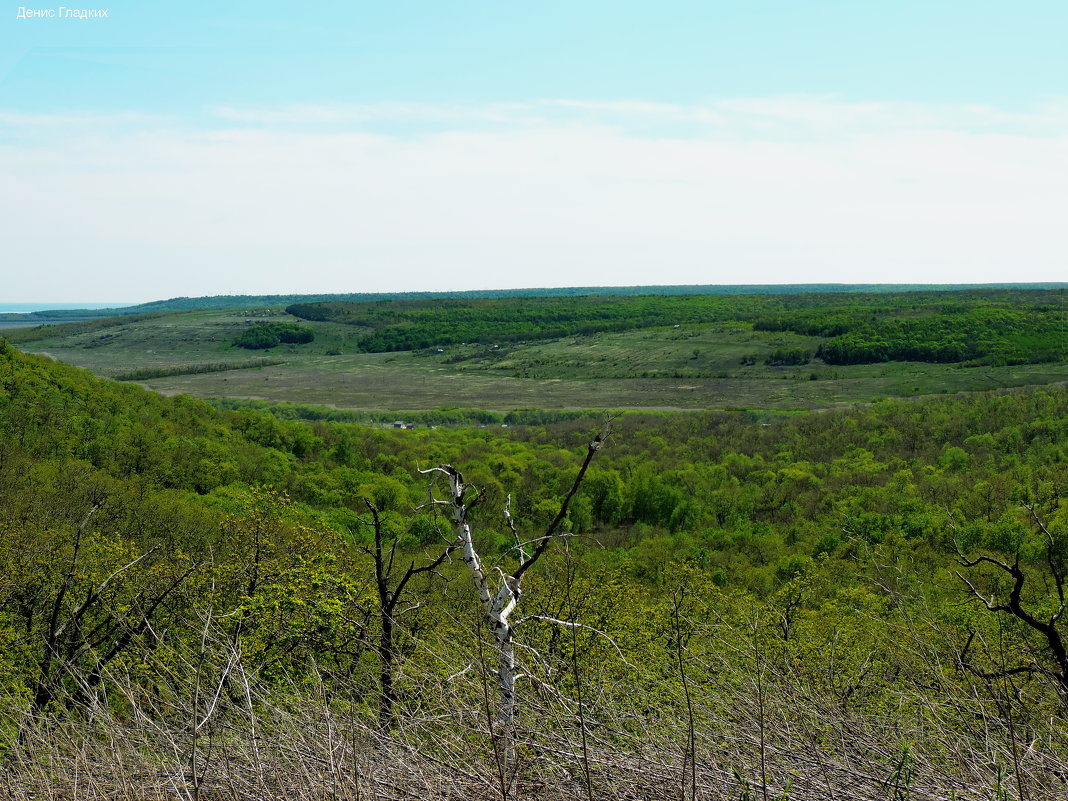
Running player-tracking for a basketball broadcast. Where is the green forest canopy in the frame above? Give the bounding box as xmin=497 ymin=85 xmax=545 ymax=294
xmin=1 ymin=335 xmax=1067 ymax=794
xmin=287 ymin=287 xmax=1067 ymax=366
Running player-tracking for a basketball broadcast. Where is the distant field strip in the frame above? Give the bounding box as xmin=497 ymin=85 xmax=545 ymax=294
xmin=113 ymin=359 xmax=285 ymax=381
xmin=2 ymin=313 xmax=167 ymax=344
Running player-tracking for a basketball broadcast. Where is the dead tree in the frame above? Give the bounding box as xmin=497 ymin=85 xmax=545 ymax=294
xmin=954 ymin=507 xmax=1068 ymax=698
xmin=420 ymin=430 xmax=604 ymax=764
xmin=360 ymin=499 xmax=457 ymax=732
xmin=28 ymin=502 xmax=199 ymax=717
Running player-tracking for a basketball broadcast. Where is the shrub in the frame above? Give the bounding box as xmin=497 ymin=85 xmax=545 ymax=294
xmin=234 ymin=323 xmax=315 ymax=350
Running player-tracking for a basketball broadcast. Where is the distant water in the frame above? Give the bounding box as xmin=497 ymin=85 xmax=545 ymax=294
xmin=0 ymin=302 xmax=122 ymax=313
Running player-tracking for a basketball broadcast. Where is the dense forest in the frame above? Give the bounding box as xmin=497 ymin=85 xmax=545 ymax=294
xmin=1 ymin=335 xmax=1067 ymax=798
xmin=288 ymin=288 xmax=1067 ymax=367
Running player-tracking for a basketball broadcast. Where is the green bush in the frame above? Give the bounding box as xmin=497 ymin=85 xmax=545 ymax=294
xmin=765 ymin=348 xmax=810 ymax=366
xmin=234 ymin=323 xmax=315 ymax=350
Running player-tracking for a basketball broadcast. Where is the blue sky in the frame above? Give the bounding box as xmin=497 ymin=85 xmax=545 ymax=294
xmin=2 ymin=1 xmax=1066 ymax=302
xmin=5 ymin=1 xmax=1066 ymax=112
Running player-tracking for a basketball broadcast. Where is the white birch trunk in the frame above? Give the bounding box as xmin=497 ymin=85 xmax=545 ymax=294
xmin=426 ymin=467 xmax=521 ymax=762
xmin=461 ymin=523 xmax=520 ymax=756
xmin=421 ymin=434 xmax=602 ymax=771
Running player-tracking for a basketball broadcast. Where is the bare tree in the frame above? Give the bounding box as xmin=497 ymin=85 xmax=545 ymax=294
xmin=954 ymin=506 xmax=1068 ymax=698
xmin=28 ymin=502 xmax=199 ymax=719
xmin=360 ymin=499 xmax=457 ymax=732
xmin=419 ymin=429 xmax=604 ymax=766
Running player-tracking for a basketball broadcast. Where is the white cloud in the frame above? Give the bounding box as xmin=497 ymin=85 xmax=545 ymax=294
xmin=1 ymin=98 xmax=1066 ymax=302
xmin=212 ymin=96 xmax=1068 ymax=136
xmin=211 ymin=101 xmax=544 ymax=127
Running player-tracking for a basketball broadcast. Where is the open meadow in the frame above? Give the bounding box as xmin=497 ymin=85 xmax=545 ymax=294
xmin=5 ymin=289 xmax=1066 ymax=413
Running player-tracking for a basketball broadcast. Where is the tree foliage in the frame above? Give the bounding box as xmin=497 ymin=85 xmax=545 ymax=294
xmin=1 ymin=336 xmax=1067 ymax=795
xmin=285 ymin=289 xmax=1068 ymax=368
xmin=232 ymin=322 xmax=315 ymax=350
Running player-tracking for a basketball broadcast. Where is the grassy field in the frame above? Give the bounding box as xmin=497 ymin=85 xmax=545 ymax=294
xmin=7 ymin=307 xmax=1067 ymax=412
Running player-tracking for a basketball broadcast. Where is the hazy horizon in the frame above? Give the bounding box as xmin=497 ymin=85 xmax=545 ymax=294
xmin=0 ymin=302 xmax=127 ymax=313
xmin=4 ymin=281 xmax=1067 ymax=315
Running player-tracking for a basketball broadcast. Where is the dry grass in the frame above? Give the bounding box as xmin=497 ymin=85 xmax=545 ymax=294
xmin=4 ymin=612 xmax=1066 ymax=801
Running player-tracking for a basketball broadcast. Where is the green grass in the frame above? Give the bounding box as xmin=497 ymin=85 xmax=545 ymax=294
xmin=9 ymin=307 xmax=1067 ymax=412
xmin=440 ymin=323 xmax=817 ymax=378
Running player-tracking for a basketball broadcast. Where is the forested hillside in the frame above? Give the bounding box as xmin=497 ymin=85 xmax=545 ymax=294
xmin=1 ymin=337 xmax=1067 ymax=798
xmin=289 ymin=288 xmax=1067 ymax=366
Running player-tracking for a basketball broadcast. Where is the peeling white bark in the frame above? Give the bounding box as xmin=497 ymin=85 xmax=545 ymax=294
xmin=419 ymin=432 xmax=603 ymax=768
xmin=421 ymin=466 xmax=522 ymax=749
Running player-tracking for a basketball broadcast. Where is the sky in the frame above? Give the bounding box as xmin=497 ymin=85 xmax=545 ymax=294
xmin=1 ymin=1 xmax=1066 ymax=303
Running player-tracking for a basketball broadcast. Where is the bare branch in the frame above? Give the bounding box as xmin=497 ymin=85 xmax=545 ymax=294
xmin=513 ymin=429 xmax=604 ymax=582
xmin=512 ymin=614 xmax=640 ymax=672
xmin=1030 ymin=505 xmax=1066 ymax=622
xmin=47 ymin=502 xmax=101 ymax=642
xmin=56 ymin=545 xmax=161 ymax=641
xmin=955 ymin=571 xmax=1003 ymax=613
xmin=503 ymin=494 xmax=528 ymax=564
xmin=956 ymin=518 xmax=1068 ymax=695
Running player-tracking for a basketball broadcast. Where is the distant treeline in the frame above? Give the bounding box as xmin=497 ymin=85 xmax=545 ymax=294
xmin=2 ymin=282 xmax=1064 ymax=322
xmin=754 ymin=303 xmax=1068 ymax=366
xmin=114 ymin=359 xmax=285 ymax=381
xmin=211 ymin=398 xmax=625 ymax=428
xmin=289 ymin=288 xmax=1067 ymax=367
